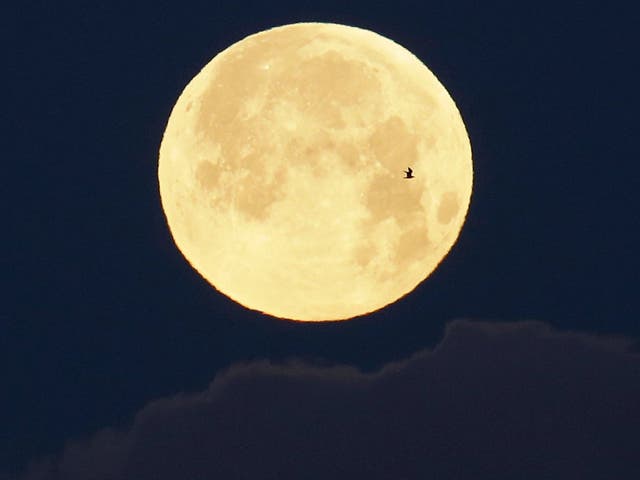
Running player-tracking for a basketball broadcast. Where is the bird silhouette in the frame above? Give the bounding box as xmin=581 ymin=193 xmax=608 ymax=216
xmin=403 ymin=167 xmax=414 ymax=179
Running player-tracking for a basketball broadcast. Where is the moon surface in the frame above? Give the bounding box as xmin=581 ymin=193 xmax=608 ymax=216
xmin=158 ymin=23 xmax=472 ymax=321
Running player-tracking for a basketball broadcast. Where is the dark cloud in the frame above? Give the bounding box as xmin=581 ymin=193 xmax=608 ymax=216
xmin=20 ymin=320 xmax=640 ymax=480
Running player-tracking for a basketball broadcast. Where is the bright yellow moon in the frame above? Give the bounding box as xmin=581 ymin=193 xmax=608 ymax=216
xmin=159 ymin=23 xmax=472 ymax=321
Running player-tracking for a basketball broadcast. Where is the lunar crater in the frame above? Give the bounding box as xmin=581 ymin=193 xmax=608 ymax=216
xmin=437 ymin=192 xmax=460 ymax=224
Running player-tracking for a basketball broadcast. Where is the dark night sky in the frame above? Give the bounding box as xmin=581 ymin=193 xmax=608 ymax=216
xmin=4 ymin=1 xmax=639 ymax=478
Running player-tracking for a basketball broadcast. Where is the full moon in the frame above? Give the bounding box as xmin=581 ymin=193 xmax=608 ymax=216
xmin=159 ymin=23 xmax=472 ymax=321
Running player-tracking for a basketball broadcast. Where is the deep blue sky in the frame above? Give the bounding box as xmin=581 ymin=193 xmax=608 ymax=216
xmin=4 ymin=1 xmax=639 ymax=477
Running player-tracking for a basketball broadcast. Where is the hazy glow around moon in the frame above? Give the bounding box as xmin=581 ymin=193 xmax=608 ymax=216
xmin=159 ymin=23 xmax=472 ymax=321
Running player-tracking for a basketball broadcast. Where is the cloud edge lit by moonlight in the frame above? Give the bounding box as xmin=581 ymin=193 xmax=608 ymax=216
xmin=18 ymin=319 xmax=640 ymax=480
